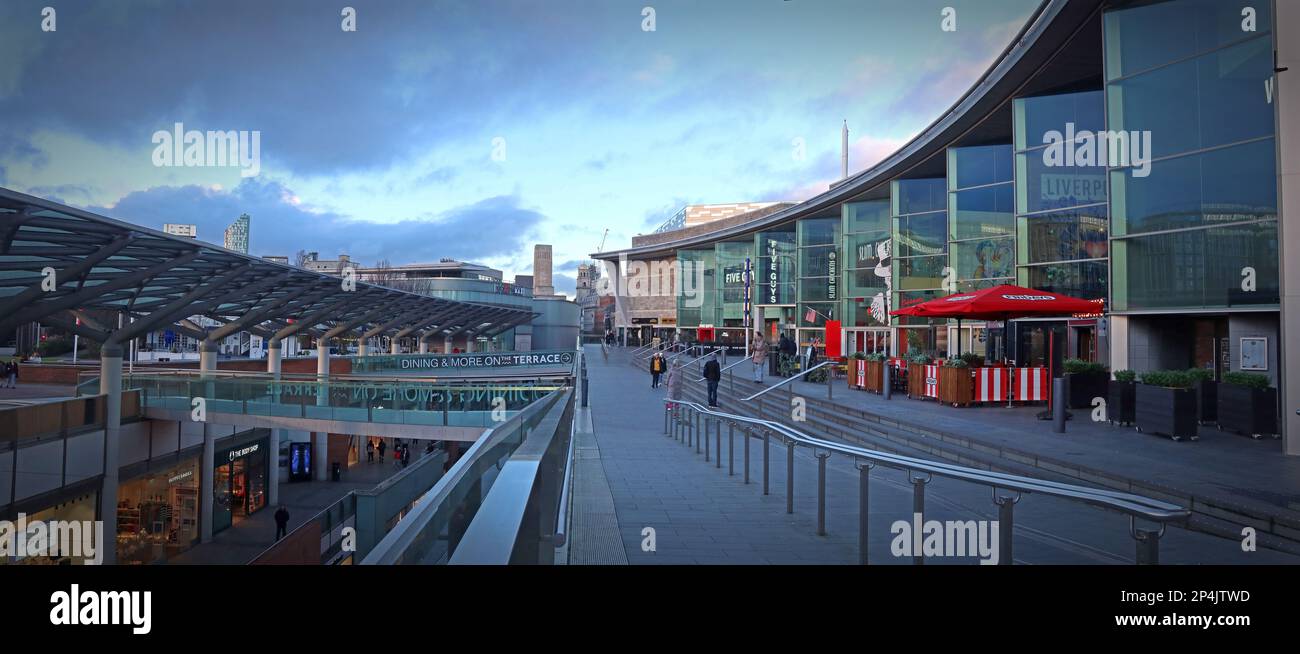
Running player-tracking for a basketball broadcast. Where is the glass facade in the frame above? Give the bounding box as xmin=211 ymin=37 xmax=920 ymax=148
xmin=948 ymin=145 xmax=1015 ymax=292
xmin=715 ymin=240 xmax=754 ymax=328
xmin=892 ymin=178 xmax=947 ymax=325
xmin=842 ymin=199 xmax=891 ymax=327
xmin=675 ymin=248 xmax=715 ymax=327
xmin=1014 ymin=89 xmax=1109 ymax=301
xmin=797 ymin=215 xmax=840 ymax=330
xmin=1104 ymin=0 xmax=1277 ymax=311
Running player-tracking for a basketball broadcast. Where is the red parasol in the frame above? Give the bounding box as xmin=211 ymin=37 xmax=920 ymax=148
xmin=888 ymin=284 xmax=1100 ymax=321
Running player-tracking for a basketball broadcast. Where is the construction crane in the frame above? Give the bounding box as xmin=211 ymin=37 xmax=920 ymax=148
xmin=596 ymin=228 xmax=608 ymax=254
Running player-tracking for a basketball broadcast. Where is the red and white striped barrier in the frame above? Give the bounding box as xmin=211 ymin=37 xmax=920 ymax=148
xmin=855 ymin=361 xmax=866 ymax=387
xmin=923 ymin=364 xmax=940 ymax=399
xmin=1014 ymin=367 xmax=1048 ymax=402
xmin=976 ymin=366 xmax=1009 ymax=402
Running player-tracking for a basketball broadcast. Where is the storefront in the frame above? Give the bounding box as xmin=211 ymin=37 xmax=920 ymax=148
xmin=213 ymin=434 xmax=270 ymax=535
xmin=116 ymin=455 xmax=201 ymax=565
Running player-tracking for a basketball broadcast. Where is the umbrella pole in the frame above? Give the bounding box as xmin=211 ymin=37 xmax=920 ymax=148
xmin=956 ymin=318 xmax=962 ymax=358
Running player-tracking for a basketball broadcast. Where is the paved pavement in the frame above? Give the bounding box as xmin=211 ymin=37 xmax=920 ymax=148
xmin=0 ymin=383 xmax=78 ymax=402
xmin=584 ymin=346 xmax=1300 ymax=564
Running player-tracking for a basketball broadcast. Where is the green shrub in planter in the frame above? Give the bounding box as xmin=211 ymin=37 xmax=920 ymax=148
xmin=1063 ymin=358 xmax=1106 ymax=375
xmin=1218 ymin=372 xmax=1277 ymax=439
xmin=905 ymin=352 xmax=931 ymax=365
xmin=850 ymin=352 xmax=867 ymax=360
xmin=1138 ymin=370 xmax=1194 ymax=389
xmin=1113 ymin=370 xmax=1136 ymax=383
xmin=865 ymin=353 xmax=887 ymax=362
xmin=942 ymin=357 xmax=968 ymax=368
xmin=1222 ymin=372 xmax=1270 ymax=391
xmin=959 ymin=352 xmax=984 ymax=367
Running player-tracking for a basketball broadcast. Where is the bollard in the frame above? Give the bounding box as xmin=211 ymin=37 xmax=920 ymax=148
xmin=827 ymin=365 xmax=833 ymax=400
xmin=695 ymin=413 xmax=702 ymax=454
xmin=1053 ymin=377 xmax=1066 ymax=433
xmin=1133 ymin=521 xmax=1163 ymax=565
xmin=704 ymin=417 xmax=710 ymax=462
xmin=882 ymin=364 xmax=892 ymax=401
xmin=663 ymin=405 xmax=669 ymax=435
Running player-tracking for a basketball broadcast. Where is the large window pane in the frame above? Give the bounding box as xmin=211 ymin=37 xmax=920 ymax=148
xmin=894 ymin=213 xmax=946 ymax=257
xmin=755 ymin=230 xmax=795 ymax=305
xmin=949 ymin=144 xmax=1014 ymax=190
xmin=1016 ymin=151 xmax=1107 ymax=214
xmin=1113 ymin=221 xmax=1278 ymax=310
xmin=1018 ymin=261 xmax=1108 ymax=301
xmin=1018 ymin=206 xmax=1109 ymax=264
xmin=1014 ymin=90 xmax=1105 ymax=152
xmin=951 ymin=237 xmax=1015 ymax=281
xmin=893 ymin=178 xmax=946 ymax=215
xmin=896 ymin=255 xmax=947 ymax=290
xmin=951 ymin=183 xmax=1014 ymax=239
xmin=1111 ymin=138 xmax=1278 ymax=235
xmin=798 ymin=216 xmax=840 ymax=247
xmin=1105 ymin=0 xmax=1271 ymax=81
xmin=844 ymin=199 xmax=890 ymax=233
xmin=1106 ymin=36 xmax=1274 ymax=159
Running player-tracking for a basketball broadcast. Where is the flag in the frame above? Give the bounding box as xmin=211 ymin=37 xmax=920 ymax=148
xmin=804 ymin=307 xmax=816 ymax=323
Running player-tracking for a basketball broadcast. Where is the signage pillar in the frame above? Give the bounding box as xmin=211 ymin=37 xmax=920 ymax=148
xmin=444 ymin=336 xmax=453 ymax=353
xmin=419 ymin=339 xmax=428 ymax=354
xmin=97 ymin=345 xmax=123 ymax=564
xmin=200 ymin=424 xmax=215 ymax=543
xmin=266 ymin=340 xmax=283 ymax=507
xmin=315 ymin=337 xmax=330 ymax=482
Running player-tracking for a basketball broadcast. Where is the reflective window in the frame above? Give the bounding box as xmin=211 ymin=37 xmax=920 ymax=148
xmin=949 ymin=144 xmax=1014 ymax=190
xmin=895 ymin=255 xmax=947 ymax=290
xmin=951 ymin=238 xmax=1015 ymax=281
xmin=1018 ymin=207 xmax=1109 ymax=264
xmin=1112 ymin=221 xmax=1279 ymax=310
xmin=893 ymin=178 xmax=946 ymax=216
xmin=950 ymin=183 xmax=1014 ymax=239
xmin=1104 ymin=0 xmax=1271 ymax=80
xmin=1014 ymin=90 xmax=1105 ymax=152
xmin=1111 ymin=138 xmax=1278 ymax=236
xmin=1016 ymin=152 xmax=1107 ymax=215
xmin=1018 ymin=261 xmax=1108 ymax=301
xmin=844 ymin=199 xmax=890 ymax=234
xmin=894 ymin=213 xmax=946 ymax=257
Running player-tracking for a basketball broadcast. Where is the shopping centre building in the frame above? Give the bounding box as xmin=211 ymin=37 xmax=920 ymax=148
xmin=595 ymin=0 xmax=1300 ymax=453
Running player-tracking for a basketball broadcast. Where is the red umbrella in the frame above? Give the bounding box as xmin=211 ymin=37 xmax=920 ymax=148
xmin=889 ymin=284 xmax=1100 ymax=321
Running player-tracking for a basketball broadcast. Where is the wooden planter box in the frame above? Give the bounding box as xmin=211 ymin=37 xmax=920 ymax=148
xmin=848 ymin=359 xmax=867 ymax=390
xmin=1216 ymin=384 xmax=1278 ymax=439
xmin=1107 ymin=381 xmax=1136 ymax=426
xmin=1066 ymin=371 xmax=1109 ymax=410
xmin=907 ymin=363 xmax=928 ymax=399
xmin=1135 ymin=384 xmax=1199 ymax=441
xmin=865 ymin=360 xmax=884 ymax=394
xmin=938 ymin=366 xmax=974 ymax=407
xmin=1193 ymin=380 xmax=1218 ymax=424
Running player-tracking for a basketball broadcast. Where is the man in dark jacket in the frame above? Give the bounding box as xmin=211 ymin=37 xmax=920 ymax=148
xmin=274 ymin=505 xmax=290 ymax=541
xmin=703 ymin=352 xmax=722 ymax=407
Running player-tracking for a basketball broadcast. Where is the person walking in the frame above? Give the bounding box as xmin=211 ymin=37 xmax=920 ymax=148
xmin=750 ymin=334 xmax=768 ymax=384
xmin=273 ymin=505 xmax=290 ymax=541
xmin=703 ymin=352 xmax=722 ymax=407
xmin=6 ymin=359 xmax=17 ymax=388
xmin=650 ymin=352 xmax=665 ymax=388
xmin=366 ymin=439 xmax=374 ymax=463
xmin=401 ymin=444 xmax=410 ymax=468
xmin=665 ymin=359 xmax=684 ymax=402
xmin=805 ymin=337 xmax=819 ymax=371
xmin=1 ymin=361 xmax=10 ymax=388
xmin=377 ymin=439 xmax=386 ymax=463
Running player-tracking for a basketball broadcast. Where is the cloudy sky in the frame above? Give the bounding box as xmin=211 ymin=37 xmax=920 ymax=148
xmin=0 ymin=0 xmax=1037 ymax=296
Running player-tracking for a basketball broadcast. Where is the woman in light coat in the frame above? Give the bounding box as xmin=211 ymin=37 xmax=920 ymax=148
xmin=751 ymin=333 xmax=768 ymax=384
xmin=665 ymin=358 xmax=684 ymax=401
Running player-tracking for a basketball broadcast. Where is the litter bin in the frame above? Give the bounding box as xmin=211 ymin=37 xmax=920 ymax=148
xmin=331 ymin=462 xmax=341 ymax=482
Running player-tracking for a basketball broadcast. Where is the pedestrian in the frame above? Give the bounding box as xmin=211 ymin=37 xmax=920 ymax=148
xmin=401 ymin=444 xmax=410 ymax=467
xmin=751 ymin=332 xmax=768 ymax=384
xmin=377 ymin=439 xmax=386 ymax=462
xmin=6 ymin=359 xmax=16 ymax=388
xmin=366 ymin=439 xmax=374 ymax=463
xmin=425 ymin=441 xmax=435 ymax=455
xmin=805 ymin=338 xmax=819 ymax=371
xmin=273 ymin=505 xmax=290 ymax=541
xmin=703 ymin=351 xmax=722 ymax=407
xmin=650 ymin=352 xmax=665 ymax=388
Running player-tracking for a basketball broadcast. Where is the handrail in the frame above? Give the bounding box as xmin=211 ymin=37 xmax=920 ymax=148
xmin=694 ymin=356 xmax=748 ymax=382
xmin=553 ymin=403 xmax=579 ymax=549
xmin=642 ymin=342 xmax=693 ymax=360
xmin=666 ymin=399 xmax=1189 ymax=522
xmin=740 ymin=360 xmax=835 ymax=401
xmin=678 ymin=347 xmax=723 ymax=369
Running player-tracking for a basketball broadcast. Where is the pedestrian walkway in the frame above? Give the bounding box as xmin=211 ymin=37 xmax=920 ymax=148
xmin=169 ymin=458 xmax=407 ymax=565
xmin=587 ymin=346 xmax=1300 ymax=564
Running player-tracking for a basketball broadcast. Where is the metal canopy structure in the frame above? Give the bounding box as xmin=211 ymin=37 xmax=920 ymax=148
xmin=0 ymin=187 xmax=535 ymax=350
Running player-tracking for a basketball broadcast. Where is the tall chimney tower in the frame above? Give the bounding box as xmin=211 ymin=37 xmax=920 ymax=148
xmin=841 ymin=120 xmax=849 ymax=179
xmin=534 ymin=244 xmax=554 ymax=296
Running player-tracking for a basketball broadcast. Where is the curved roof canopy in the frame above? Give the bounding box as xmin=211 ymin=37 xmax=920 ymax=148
xmin=0 ymin=188 xmax=535 ymax=349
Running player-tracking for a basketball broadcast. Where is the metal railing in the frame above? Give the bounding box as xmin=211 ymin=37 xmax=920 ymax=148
xmin=694 ymin=356 xmax=749 ymax=383
xmin=662 ymin=398 xmax=1189 ymax=564
xmin=360 ymin=387 xmax=568 ymax=564
xmin=741 ymin=360 xmax=837 ymax=401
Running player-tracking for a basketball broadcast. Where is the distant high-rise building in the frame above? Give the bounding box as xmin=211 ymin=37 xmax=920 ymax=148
xmin=224 ymin=213 xmax=250 ymax=253
xmin=163 ymin=223 xmax=197 ymax=238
